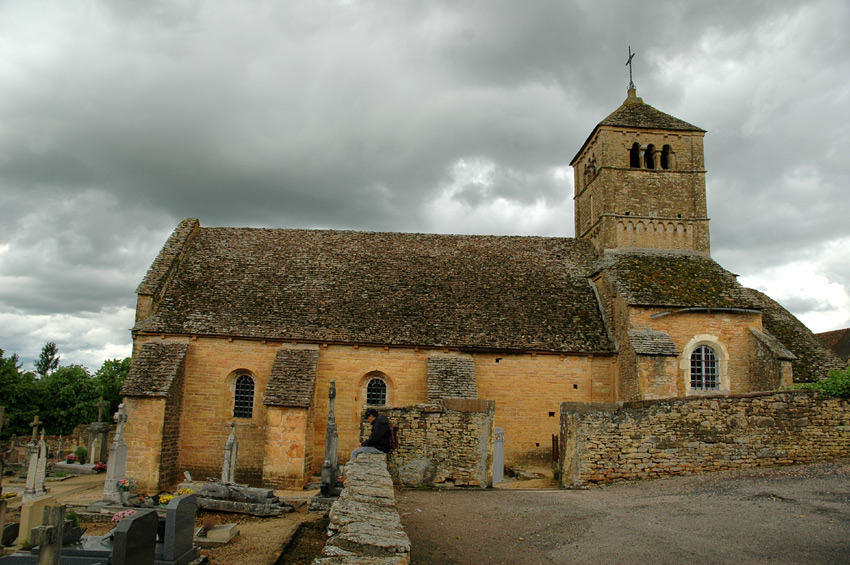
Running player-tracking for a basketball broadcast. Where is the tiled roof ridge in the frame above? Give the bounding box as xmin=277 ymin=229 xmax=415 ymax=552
xmin=137 ymin=218 xmax=200 ymax=296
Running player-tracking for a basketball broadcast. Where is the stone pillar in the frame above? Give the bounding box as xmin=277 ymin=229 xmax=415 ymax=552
xmin=320 ymin=380 xmax=340 ymax=497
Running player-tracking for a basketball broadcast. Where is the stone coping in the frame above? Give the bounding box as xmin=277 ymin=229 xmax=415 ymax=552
xmin=315 ymin=453 xmax=410 ymax=564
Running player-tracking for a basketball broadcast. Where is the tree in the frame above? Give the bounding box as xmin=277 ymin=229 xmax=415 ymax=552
xmin=0 ymin=348 xmax=42 ymax=438
xmin=35 ymin=341 xmax=60 ymax=377
xmin=40 ymin=365 xmax=99 ymax=435
xmin=94 ymin=357 xmax=131 ymax=417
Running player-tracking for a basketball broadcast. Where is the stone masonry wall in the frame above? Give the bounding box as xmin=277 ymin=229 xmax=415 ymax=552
xmin=370 ymin=399 xmax=495 ymax=488
xmin=317 ymin=453 xmax=410 ymax=563
xmin=559 ymin=390 xmax=850 ymax=488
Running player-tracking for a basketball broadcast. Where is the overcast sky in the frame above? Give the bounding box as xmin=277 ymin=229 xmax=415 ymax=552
xmin=1 ymin=0 xmax=848 ymax=372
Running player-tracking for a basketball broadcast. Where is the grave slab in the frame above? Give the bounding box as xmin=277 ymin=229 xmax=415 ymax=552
xmin=17 ymin=496 xmax=55 ymax=547
xmin=193 ymin=523 xmax=239 ymax=548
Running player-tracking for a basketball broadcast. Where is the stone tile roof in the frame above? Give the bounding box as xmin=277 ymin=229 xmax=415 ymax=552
xmin=750 ymin=328 xmax=797 ymax=361
xmin=816 ymin=327 xmax=850 ymax=362
xmin=628 ymin=329 xmax=680 ymax=356
xmin=596 ymin=251 xmax=760 ymax=309
xmin=122 ymin=342 xmax=188 ymax=397
xmin=744 ymin=289 xmax=845 ymax=382
xmin=599 ymin=93 xmax=704 ymax=132
xmin=137 ymin=218 xmax=199 ymax=296
xmin=134 ymin=223 xmax=614 ymax=354
xmin=263 ymin=348 xmax=319 ymax=407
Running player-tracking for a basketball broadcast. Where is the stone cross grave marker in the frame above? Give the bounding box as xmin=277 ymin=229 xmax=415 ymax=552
xmin=88 ymin=397 xmax=111 ymax=464
xmin=221 ymin=422 xmax=238 ymax=484
xmin=102 ymin=403 xmax=128 ymax=504
xmin=29 ymin=504 xmax=64 ymax=565
xmin=113 ymin=509 xmax=158 ymax=565
xmin=56 ymin=435 xmax=62 ymax=460
xmin=24 ymin=415 xmax=40 ymax=474
xmin=320 ymin=380 xmax=340 ymax=496
xmin=96 ymin=397 xmax=106 ymax=423
xmin=23 ymin=432 xmax=48 ymax=504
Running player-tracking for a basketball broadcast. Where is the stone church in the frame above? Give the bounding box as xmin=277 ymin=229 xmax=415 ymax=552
xmin=122 ymin=87 xmax=844 ymax=490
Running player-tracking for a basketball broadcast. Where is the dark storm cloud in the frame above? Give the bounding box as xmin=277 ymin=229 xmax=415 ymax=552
xmin=1 ymin=0 xmax=848 ymax=370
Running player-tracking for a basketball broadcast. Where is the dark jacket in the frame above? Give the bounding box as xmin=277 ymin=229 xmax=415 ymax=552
xmin=362 ymin=414 xmax=391 ymax=453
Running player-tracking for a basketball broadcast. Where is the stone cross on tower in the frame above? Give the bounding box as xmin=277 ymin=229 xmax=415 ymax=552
xmin=320 ymin=380 xmax=341 ymax=497
xmin=626 ymin=45 xmax=636 ymax=90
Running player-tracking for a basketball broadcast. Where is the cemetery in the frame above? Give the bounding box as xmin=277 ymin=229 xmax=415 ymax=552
xmin=0 ymin=404 xmax=333 ymax=565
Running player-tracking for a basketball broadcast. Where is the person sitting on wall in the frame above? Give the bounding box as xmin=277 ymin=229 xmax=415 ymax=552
xmin=350 ymin=408 xmax=391 ymax=460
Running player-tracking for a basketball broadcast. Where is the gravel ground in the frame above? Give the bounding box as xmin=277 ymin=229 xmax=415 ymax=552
xmin=397 ymin=459 xmax=850 ymax=564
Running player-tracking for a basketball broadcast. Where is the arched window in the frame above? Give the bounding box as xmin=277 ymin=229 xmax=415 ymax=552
xmin=629 ymin=142 xmax=641 ymax=168
xmin=233 ymin=374 xmax=255 ymax=418
xmin=366 ymin=378 xmax=387 ymax=406
xmin=661 ymin=144 xmax=673 ymax=170
xmin=690 ymin=345 xmax=718 ymax=391
xmin=644 ymin=144 xmax=656 ymax=169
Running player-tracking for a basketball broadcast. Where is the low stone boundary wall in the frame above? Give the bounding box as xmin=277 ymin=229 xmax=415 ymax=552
xmin=559 ymin=390 xmax=850 ymax=487
xmin=371 ymin=399 xmax=495 ymax=488
xmin=316 ymin=453 xmax=410 ymax=564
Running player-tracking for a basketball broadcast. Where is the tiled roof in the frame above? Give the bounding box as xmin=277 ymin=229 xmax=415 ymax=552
xmin=750 ymin=328 xmax=797 ymax=361
xmin=815 ymin=327 xmax=850 ymax=362
xmin=628 ymin=329 xmax=680 ymax=356
xmin=599 ymin=92 xmax=704 ymax=132
xmin=263 ymin=348 xmax=319 ymax=407
xmin=744 ymin=289 xmax=845 ymax=382
xmin=135 ymin=223 xmax=614 ymax=354
xmin=122 ymin=342 xmax=188 ymax=397
xmin=596 ymin=251 xmax=760 ymax=309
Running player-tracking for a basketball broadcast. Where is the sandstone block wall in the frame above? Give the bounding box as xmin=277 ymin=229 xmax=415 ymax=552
xmin=317 ymin=453 xmax=410 ymax=564
xmin=371 ymin=399 xmax=495 ymax=488
xmin=559 ymin=391 xmax=850 ymax=487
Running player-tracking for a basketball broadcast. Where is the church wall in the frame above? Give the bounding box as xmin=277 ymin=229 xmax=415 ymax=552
xmin=311 ymin=344 xmax=431 ymax=475
xmin=123 ymin=397 xmax=167 ymax=491
xmin=632 ymin=308 xmax=763 ymax=395
xmin=263 ymin=406 xmax=312 ymax=488
xmin=474 ymin=353 xmax=612 ymax=465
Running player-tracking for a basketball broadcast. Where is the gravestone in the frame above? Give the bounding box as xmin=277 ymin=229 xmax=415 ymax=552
xmin=221 ymin=422 xmax=238 ymax=484
xmin=113 ymin=509 xmax=159 ymax=565
xmin=23 ymin=433 xmax=48 ymax=504
xmin=102 ymin=403 xmax=128 ymax=504
xmin=55 ymin=436 xmax=62 ymax=461
xmin=155 ymin=494 xmax=200 ymax=565
xmin=18 ymin=495 xmax=56 ymax=548
xmin=29 ymin=504 xmax=64 ymax=565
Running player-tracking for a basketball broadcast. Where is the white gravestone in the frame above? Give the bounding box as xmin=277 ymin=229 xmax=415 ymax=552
xmin=23 ymin=432 xmax=48 ymax=504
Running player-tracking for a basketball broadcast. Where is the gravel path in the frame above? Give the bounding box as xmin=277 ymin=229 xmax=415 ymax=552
xmin=397 ymin=459 xmax=850 ymax=564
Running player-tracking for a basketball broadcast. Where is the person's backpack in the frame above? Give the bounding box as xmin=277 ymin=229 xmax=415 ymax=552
xmin=388 ymin=421 xmax=400 ymax=451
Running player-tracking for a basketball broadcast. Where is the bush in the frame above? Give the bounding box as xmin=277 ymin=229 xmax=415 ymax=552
xmin=794 ymin=366 xmax=850 ymax=398
xmin=74 ymin=446 xmax=88 ymax=464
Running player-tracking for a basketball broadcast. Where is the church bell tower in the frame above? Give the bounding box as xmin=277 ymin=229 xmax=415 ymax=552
xmin=570 ymin=87 xmax=710 ymax=254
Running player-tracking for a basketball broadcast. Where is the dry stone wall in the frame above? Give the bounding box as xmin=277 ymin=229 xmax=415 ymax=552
xmin=367 ymin=399 xmax=495 ymax=488
xmin=317 ymin=453 xmax=410 ymax=564
xmin=559 ymin=390 xmax=850 ymax=487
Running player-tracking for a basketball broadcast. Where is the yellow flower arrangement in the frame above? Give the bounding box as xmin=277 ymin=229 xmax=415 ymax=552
xmin=159 ymin=494 xmax=174 ymax=505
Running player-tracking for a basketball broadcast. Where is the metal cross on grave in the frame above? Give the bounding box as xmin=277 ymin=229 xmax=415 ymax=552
xmin=626 ymin=45 xmax=636 ymax=90
xmin=96 ymin=396 xmax=106 ymax=423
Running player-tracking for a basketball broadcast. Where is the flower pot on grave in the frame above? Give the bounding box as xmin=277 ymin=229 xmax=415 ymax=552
xmin=120 ymin=491 xmax=132 ymax=506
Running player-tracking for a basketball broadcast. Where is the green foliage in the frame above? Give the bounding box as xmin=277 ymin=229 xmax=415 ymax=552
xmin=793 ymin=366 xmax=850 ymax=398
xmin=0 ymin=348 xmax=42 ymax=437
xmin=74 ymin=445 xmax=88 ymax=464
xmin=41 ymin=365 xmax=99 ymax=435
xmin=66 ymin=509 xmax=81 ymax=527
xmin=35 ymin=341 xmax=60 ymax=377
xmin=94 ymin=357 xmax=131 ymax=417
